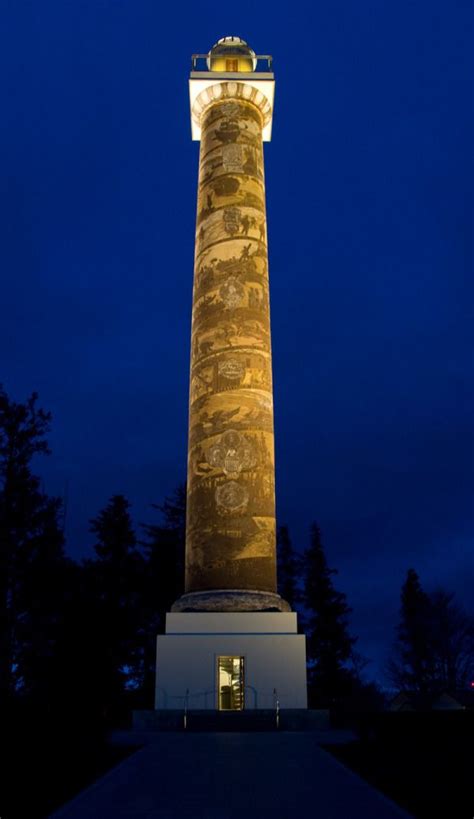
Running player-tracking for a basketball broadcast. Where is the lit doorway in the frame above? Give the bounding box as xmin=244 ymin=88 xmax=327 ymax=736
xmin=217 ymin=656 xmax=245 ymax=710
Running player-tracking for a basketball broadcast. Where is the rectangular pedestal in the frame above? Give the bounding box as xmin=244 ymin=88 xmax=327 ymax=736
xmin=155 ymin=612 xmax=307 ymax=710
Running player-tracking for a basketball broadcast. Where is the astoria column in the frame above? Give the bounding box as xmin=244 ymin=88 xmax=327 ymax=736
xmin=173 ymin=37 xmax=289 ymax=613
xmin=152 ymin=39 xmax=307 ymax=713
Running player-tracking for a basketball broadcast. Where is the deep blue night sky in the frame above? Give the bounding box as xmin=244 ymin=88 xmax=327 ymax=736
xmin=2 ymin=1 xmax=472 ymax=682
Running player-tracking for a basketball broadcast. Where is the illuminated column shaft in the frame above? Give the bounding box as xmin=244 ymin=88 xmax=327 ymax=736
xmin=181 ymin=87 xmax=283 ymax=609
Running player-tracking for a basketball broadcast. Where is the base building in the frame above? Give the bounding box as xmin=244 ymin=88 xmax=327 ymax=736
xmin=155 ymin=37 xmax=307 ymax=712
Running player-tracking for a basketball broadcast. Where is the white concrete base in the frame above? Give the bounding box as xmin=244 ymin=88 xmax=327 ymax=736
xmin=155 ymin=612 xmax=307 ymax=710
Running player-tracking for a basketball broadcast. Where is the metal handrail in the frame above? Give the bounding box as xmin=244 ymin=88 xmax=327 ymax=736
xmin=191 ymin=54 xmax=273 ymax=71
xmin=161 ymin=686 xmax=280 ymax=718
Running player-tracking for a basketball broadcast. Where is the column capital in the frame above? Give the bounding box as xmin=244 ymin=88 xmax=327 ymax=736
xmin=189 ymin=77 xmax=275 ymax=142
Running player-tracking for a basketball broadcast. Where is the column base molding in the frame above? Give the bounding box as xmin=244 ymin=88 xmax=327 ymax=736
xmin=171 ymin=589 xmax=291 ymax=613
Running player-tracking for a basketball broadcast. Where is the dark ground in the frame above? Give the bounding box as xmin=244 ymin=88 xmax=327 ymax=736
xmin=1 ymin=707 xmax=139 ymax=819
xmin=326 ymin=712 xmax=474 ymax=819
xmin=49 ymin=732 xmax=410 ymax=819
xmin=2 ymin=710 xmax=472 ymax=818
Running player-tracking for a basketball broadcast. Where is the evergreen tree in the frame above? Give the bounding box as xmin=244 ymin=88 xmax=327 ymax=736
xmin=277 ymin=524 xmax=300 ymax=610
xmin=302 ymin=522 xmax=356 ymax=705
xmin=139 ymin=484 xmax=186 ymax=700
xmin=429 ymin=589 xmax=474 ymax=693
xmin=87 ymin=494 xmax=144 ymax=708
xmin=141 ymin=483 xmax=186 ymax=624
xmin=389 ymin=572 xmax=474 ymax=694
xmin=47 ymin=559 xmax=107 ymax=727
xmin=13 ymin=496 xmax=68 ymax=701
xmin=388 ymin=568 xmax=434 ymax=693
xmin=0 ymin=387 xmax=66 ymax=704
xmin=91 ymin=494 xmax=137 ymax=563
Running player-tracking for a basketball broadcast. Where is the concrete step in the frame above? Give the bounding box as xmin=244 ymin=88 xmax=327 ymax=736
xmin=187 ymin=710 xmax=276 ymax=731
xmin=132 ymin=708 xmax=332 ymax=732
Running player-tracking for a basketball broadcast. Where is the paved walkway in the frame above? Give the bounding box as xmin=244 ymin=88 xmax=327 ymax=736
xmin=51 ymin=733 xmax=411 ymax=818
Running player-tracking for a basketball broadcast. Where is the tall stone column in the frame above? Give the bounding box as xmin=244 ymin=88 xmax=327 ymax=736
xmin=173 ymin=81 xmax=288 ymax=613
xmin=153 ymin=41 xmax=307 ymax=714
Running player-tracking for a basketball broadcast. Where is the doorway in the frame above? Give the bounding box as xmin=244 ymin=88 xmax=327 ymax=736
xmin=217 ymin=656 xmax=245 ymax=710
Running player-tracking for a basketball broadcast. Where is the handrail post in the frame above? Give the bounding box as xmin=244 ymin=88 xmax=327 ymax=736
xmin=184 ymin=688 xmax=189 ymax=730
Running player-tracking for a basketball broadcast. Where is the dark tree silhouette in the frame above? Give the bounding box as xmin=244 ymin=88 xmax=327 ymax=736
xmin=0 ymin=387 xmax=66 ymax=705
xmin=389 ymin=570 xmax=474 ymax=694
xmin=429 ymin=589 xmax=474 ymax=692
xmin=277 ymin=524 xmax=300 ymax=610
xmin=302 ymin=522 xmax=356 ymax=705
xmin=87 ymin=495 xmax=145 ymax=712
xmin=139 ymin=484 xmax=186 ymax=701
xmin=13 ymin=496 xmax=68 ymax=702
xmin=388 ymin=568 xmax=434 ymax=693
xmin=48 ymin=559 xmax=109 ymax=727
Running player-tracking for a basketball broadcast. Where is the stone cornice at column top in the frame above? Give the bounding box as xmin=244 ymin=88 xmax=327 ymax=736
xmin=190 ymin=80 xmax=274 ymax=142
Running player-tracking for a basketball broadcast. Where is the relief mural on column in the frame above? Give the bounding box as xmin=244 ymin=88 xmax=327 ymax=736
xmin=186 ymin=98 xmax=277 ymax=595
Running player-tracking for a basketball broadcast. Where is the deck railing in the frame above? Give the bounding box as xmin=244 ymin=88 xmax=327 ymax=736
xmin=191 ymin=54 xmax=273 ymax=72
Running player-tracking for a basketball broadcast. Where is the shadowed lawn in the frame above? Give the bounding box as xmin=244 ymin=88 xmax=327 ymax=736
xmin=1 ymin=711 xmax=140 ymax=819
xmin=325 ymin=712 xmax=473 ymax=819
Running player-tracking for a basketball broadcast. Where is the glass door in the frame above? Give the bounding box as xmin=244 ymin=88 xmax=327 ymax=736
xmin=217 ymin=656 xmax=244 ymax=710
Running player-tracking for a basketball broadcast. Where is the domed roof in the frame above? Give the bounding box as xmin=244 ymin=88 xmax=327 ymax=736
xmin=207 ymin=36 xmax=257 ymax=72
